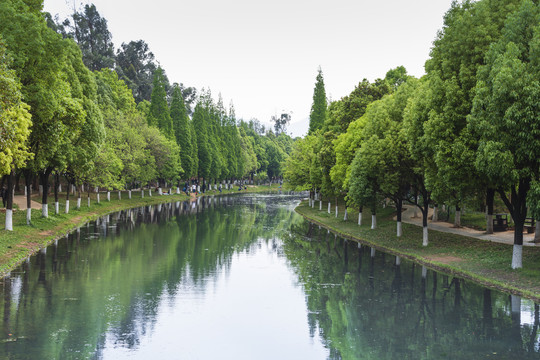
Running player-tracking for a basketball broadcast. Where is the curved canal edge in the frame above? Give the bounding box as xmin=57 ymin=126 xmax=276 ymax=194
xmin=0 ymin=186 xmax=280 ymax=278
xmin=294 ymin=201 xmax=540 ymax=303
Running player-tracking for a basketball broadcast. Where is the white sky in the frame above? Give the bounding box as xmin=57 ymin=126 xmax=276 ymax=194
xmin=43 ymin=0 xmax=454 ymax=137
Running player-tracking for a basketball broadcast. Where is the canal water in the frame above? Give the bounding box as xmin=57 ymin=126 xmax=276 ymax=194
xmin=0 ymin=194 xmax=538 ymax=359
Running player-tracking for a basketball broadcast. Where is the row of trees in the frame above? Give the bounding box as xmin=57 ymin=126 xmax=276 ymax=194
xmin=285 ymin=0 xmax=540 ymax=269
xmin=0 ymin=0 xmax=293 ymax=231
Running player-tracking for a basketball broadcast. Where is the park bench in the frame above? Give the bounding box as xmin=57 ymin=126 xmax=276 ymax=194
xmin=524 ymin=217 xmax=536 ymax=233
xmin=493 ymin=214 xmax=508 ymax=232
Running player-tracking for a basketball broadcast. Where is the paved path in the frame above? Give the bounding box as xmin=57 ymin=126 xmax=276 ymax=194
xmin=399 ymin=206 xmax=537 ymax=246
xmin=12 ymin=195 xmax=41 ymax=210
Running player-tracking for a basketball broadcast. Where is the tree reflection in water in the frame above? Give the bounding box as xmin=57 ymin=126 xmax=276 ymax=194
xmin=283 ymin=222 xmax=540 ymax=360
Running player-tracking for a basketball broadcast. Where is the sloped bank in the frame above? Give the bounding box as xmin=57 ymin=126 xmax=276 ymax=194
xmin=295 ymin=201 xmax=540 ymax=303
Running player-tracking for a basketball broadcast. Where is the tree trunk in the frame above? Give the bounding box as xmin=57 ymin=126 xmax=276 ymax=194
xmin=5 ymin=171 xmax=14 ymax=231
xmin=77 ymin=185 xmax=81 ymax=209
xmin=358 ymin=206 xmax=363 ymax=226
xmin=328 ymin=202 xmax=331 ymax=214
xmin=454 ymin=205 xmax=461 ymax=227
xmin=344 ymin=208 xmax=348 ymax=221
xmin=486 ymin=188 xmax=495 ymax=234
xmin=535 ymin=221 xmax=540 ymax=243
xmin=24 ymin=171 xmax=32 ymax=224
xmin=65 ymin=179 xmax=70 ymax=214
xmin=432 ymin=204 xmax=438 ymax=222
xmin=40 ymin=169 xmax=52 ymax=218
xmin=54 ymin=173 xmax=59 ymax=215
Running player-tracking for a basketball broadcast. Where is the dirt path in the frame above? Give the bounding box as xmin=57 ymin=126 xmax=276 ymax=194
xmin=397 ymin=205 xmax=536 ymax=246
xmin=12 ymin=195 xmax=41 ymax=210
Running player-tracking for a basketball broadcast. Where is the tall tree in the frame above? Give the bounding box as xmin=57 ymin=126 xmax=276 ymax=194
xmin=308 ymin=67 xmax=327 ymax=134
xmin=0 ymin=37 xmax=32 ymax=231
xmin=148 ymin=67 xmax=173 ymax=138
xmin=170 ymin=83 xmax=192 ymax=178
xmin=61 ymin=4 xmax=115 ymax=71
xmin=115 ymin=40 xmax=157 ymax=103
xmin=468 ymin=0 xmax=540 ymax=269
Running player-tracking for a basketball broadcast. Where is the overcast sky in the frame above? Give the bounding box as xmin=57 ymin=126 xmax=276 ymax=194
xmin=43 ymin=0 xmax=454 ymax=137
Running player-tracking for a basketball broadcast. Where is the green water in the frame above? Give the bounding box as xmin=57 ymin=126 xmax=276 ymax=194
xmin=0 ymin=194 xmax=538 ymax=359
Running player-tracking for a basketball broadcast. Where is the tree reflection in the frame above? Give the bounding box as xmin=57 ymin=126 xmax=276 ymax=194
xmin=282 ymin=223 xmax=540 ymax=359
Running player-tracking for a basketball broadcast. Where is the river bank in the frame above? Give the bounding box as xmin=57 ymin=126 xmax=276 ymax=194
xmin=295 ymin=200 xmax=540 ymax=302
xmin=0 ymin=185 xmax=279 ymax=277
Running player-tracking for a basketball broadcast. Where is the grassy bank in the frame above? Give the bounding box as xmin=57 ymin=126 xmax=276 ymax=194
xmin=0 ymin=185 xmax=278 ymax=277
xmin=295 ymin=201 xmax=540 ymax=302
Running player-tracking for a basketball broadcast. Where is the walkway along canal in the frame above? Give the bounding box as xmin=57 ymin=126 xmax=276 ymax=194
xmin=0 ymin=194 xmax=538 ymax=359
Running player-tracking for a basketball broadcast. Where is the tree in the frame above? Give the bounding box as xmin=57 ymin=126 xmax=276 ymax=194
xmin=60 ymin=4 xmax=115 ymax=71
xmin=468 ymin=0 xmax=540 ymax=269
xmin=115 ymin=40 xmax=157 ymax=103
xmin=0 ymin=37 xmax=32 ymax=231
xmin=148 ymin=67 xmax=173 ymax=138
xmin=170 ymin=83 xmax=192 ymax=179
xmin=272 ymin=112 xmax=291 ymax=135
xmin=423 ymin=0 xmax=523 ymax=230
xmin=309 ymin=67 xmax=327 ymax=134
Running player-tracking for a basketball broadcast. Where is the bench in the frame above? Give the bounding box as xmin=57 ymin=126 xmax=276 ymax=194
xmin=493 ymin=214 xmax=508 ymax=232
xmin=524 ymin=218 xmax=536 ymax=233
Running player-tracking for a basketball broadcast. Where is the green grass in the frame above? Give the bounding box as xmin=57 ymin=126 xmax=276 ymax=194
xmin=0 ymin=184 xmax=279 ymax=277
xmin=296 ymin=200 xmax=540 ymax=302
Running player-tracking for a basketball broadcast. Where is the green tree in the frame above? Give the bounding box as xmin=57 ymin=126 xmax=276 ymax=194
xmin=309 ymin=67 xmax=327 ymax=134
xmin=115 ymin=40 xmax=157 ymax=103
xmin=148 ymin=67 xmax=173 ymax=138
xmin=60 ymin=4 xmax=115 ymax=71
xmin=468 ymin=0 xmax=540 ymax=269
xmin=170 ymin=83 xmax=192 ymax=179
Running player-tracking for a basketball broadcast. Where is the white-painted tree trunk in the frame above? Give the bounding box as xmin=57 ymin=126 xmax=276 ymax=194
xmin=128 ymin=190 xmax=132 ymax=199
xmin=118 ymin=191 xmax=121 ymax=200
xmin=107 ymin=192 xmax=110 ymax=201
xmin=141 ymin=190 xmax=144 ymax=198
xmin=512 ymin=244 xmax=523 ymax=269
xmin=158 ymin=188 xmax=163 ymax=195
xmin=358 ymin=212 xmax=362 ymax=226
xmin=42 ymin=204 xmax=48 ymax=218
xmin=59 ymin=184 xmax=62 ymax=192
xmin=87 ymin=197 xmax=90 ymax=207
xmin=371 ymin=215 xmax=377 ymax=230
xmin=344 ymin=208 xmax=348 ymax=221
xmin=5 ymin=210 xmax=13 ymax=231
xmin=397 ymin=221 xmax=402 ymax=237
xmin=395 ymin=256 xmax=401 ymax=266
xmin=328 ymin=202 xmax=331 ymax=214
xmin=423 ymin=226 xmax=428 ymax=246
xmin=149 ymin=189 xmax=152 ymax=197
xmin=486 ymin=213 xmax=494 ymax=234
xmin=177 ymin=187 xmax=180 ymax=194
xmin=65 ymin=200 xmax=69 ymax=214
xmin=26 ymin=208 xmax=31 ymax=224
xmin=319 ymin=201 xmax=322 ymax=211
xmin=97 ymin=193 xmax=100 ymax=204
xmin=455 ymin=210 xmax=461 ymax=227
xmin=370 ymin=247 xmax=376 ymax=258
xmin=77 ymin=198 xmax=81 ymax=209
xmin=433 ymin=206 xmax=438 ymax=222
xmin=55 ymin=202 xmax=59 ymax=214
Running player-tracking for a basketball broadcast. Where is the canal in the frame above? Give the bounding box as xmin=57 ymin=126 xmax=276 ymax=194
xmin=0 ymin=194 xmax=538 ymax=359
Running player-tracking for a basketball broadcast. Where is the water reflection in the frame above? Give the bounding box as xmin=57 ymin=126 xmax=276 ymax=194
xmin=284 ymin=222 xmax=540 ymax=359
xmin=0 ymin=194 xmax=538 ymax=359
